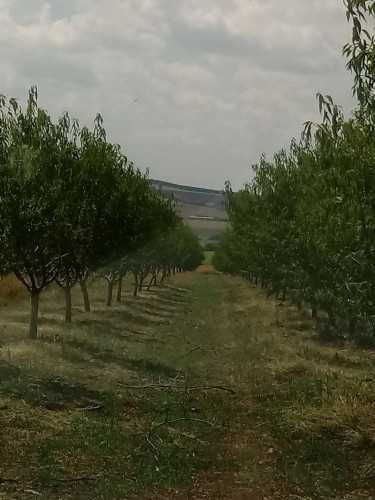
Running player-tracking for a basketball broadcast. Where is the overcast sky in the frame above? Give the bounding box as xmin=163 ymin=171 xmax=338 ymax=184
xmin=0 ymin=0 xmax=355 ymax=189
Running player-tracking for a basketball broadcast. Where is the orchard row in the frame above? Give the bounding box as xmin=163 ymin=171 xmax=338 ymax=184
xmin=214 ymin=0 xmax=375 ymax=344
xmin=0 ymin=88 xmax=203 ymax=338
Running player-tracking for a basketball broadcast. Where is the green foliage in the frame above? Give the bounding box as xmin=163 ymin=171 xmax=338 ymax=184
xmin=344 ymin=0 xmax=375 ymax=112
xmin=214 ymin=2 xmax=375 ymax=342
xmin=121 ymin=222 xmax=204 ymax=297
xmin=0 ymin=88 xmax=177 ymax=337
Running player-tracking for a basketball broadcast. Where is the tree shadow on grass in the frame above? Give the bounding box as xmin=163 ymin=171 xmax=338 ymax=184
xmin=0 ymin=359 xmax=110 ymax=411
xmin=129 ymin=297 xmax=182 ymax=314
xmin=143 ymin=294 xmax=188 ymax=306
xmin=99 ymin=307 xmax=169 ymax=327
xmin=59 ymin=335 xmax=181 ymax=380
xmin=125 ymin=301 xmax=175 ymax=319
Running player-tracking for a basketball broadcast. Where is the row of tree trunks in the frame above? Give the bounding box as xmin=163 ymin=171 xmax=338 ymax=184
xmin=147 ymin=273 xmax=157 ymax=290
xmin=243 ymin=271 xmax=319 ymax=322
xmin=107 ymin=280 xmax=114 ymax=307
xmin=65 ymin=287 xmax=72 ymax=323
xmin=28 ymin=278 xmax=91 ymax=339
xmin=117 ymin=277 xmax=123 ymax=303
xmin=80 ymin=279 xmax=91 ymax=312
xmin=28 ymin=265 xmax=184 ymax=339
xmin=30 ymin=290 xmax=40 ymax=340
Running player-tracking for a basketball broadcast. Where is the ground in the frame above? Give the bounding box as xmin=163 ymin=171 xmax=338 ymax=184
xmin=1 ymin=267 xmax=375 ymax=499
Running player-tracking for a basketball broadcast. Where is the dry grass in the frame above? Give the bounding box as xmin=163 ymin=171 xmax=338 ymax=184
xmin=0 ymin=269 xmax=375 ymax=498
xmin=0 ymin=275 xmax=25 ymax=301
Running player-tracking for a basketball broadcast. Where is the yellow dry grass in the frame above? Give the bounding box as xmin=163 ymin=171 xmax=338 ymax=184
xmin=0 ymin=275 xmax=25 ymax=301
xmin=0 ymin=269 xmax=375 ymax=498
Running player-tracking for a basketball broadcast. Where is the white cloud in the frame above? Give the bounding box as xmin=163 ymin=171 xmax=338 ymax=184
xmin=0 ymin=0 xmax=355 ymax=188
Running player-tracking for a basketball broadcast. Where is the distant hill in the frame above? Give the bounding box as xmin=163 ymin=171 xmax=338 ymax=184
xmin=151 ymin=179 xmax=228 ymax=244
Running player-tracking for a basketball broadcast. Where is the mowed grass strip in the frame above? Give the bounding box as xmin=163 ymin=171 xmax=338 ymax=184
xmin=1 ymin=270 xmax=375 ymax=498
xmin=0 ymin=274 xmax=222 ymax=499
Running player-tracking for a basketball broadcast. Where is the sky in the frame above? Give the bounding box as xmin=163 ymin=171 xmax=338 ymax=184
xmin=0 ymin=0 xmax=355 ymax=189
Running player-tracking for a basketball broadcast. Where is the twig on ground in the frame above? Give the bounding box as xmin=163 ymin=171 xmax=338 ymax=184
xmin=119 ymin=383 xmax=177 ymax=390
xmin=120 ymin=335 xmax=166 ymax=345
xmin=80 ymin=404 xmax=104 ymax=412
xmin=150 ymin=417 xmax=218 ymax=434
xmin=176 ymin=346 xmax=202 ymax=359
xmin=188 ymin=385 xmax=236 ymax=395
xmin=52 ymin=476 xmax=99 ymax=483
xmin=119 ymin=383 xmax=236 ymax=395
xmin=145 ymin=434 xmax=160 ymax=462
xmin=144 ymin=417 xmax=218 ymax=461
xmin=24 ymin=490 xmax=42 ymax=497
xmin=124 ymin=328 xmax=149 ymax=336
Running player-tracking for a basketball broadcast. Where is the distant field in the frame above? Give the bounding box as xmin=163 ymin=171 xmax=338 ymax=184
xmin=151 ymin=179 xmax=228 ymax=244
xmin=186 ymin=218 xmax=227 ymax=244
xmin=180 ymin=202 xmax=226 ymax=221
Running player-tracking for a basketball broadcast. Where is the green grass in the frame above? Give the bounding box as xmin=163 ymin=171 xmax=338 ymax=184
xmin=203 ymin=251 xmax=214 ymax=265
xmin=1 ymin=271 xmax=375 ymax=498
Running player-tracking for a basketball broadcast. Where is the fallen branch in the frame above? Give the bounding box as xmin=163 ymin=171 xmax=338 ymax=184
xmin=187 ymin=385 xmax=236 ymax=395
xmin=145 ymin=434 xmax=160 ymax=462
xmin=150 ymin=417 xmax=218 ymax=434
xmin=119 ymin=383 xmax=177 ymax=390
xmin=119 ymin=335 xmax=166 ymax=345
xmin=119 ymin=383 xmax=235 ymax=395
xmin=52 ymin=476 xmax=98 ymax=483
xmin=24 ymin=490 xmax=42 ymax=497
xmin=176 ymin=346 xmax=202 ymax=359
xmin=124 ymin=328 xmax=149 ymax=336
xmin=80 ymin=404 xmax=104 ymax=412
xmin=145 ymin=418 xmax=216 ymax=461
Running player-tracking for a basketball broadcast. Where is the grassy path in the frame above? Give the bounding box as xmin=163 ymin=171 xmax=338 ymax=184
xmin=1 ymin=268 xmax=375 ymax=499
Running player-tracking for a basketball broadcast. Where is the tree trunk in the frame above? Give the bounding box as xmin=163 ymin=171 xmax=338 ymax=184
xmin=147 ymin=276 xmax=153 ymax=291
xmin=148 ymin=274 xmax=157 ymax=290
xmin=133 ymin=274 xmax=139 ymax=297
xmin=349 ymin=317 xmax=357 ymax=337
xmin=29 ymin=290 xmax=40 ymax=340
xmin=117 ymin=277 xmax=123 ymax=303
xmin=328 ymin=311 xmax=336 ymax=328
xmin=312 ymin=306 xmax=318 ymax=320
xmin=80 ymin=280 xmax=91 ymax=312
xmin=65 ymin=286 xmax=72 ymax=323
xmin=107 ymin=280 xmax=114 ymax=306
xmin=138 ymin=274 xmax=145 ymax=293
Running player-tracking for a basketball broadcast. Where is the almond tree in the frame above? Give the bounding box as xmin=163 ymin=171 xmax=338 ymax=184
xmin=213 ymin=0 xmax=375 ymax=341
xmin=0 ymin=89 xmax=70 ymax=338
xmin=0 ymin=89 xmax=178 ymax=334
xmin=344 ymin=0 xmax=375 ymax=112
